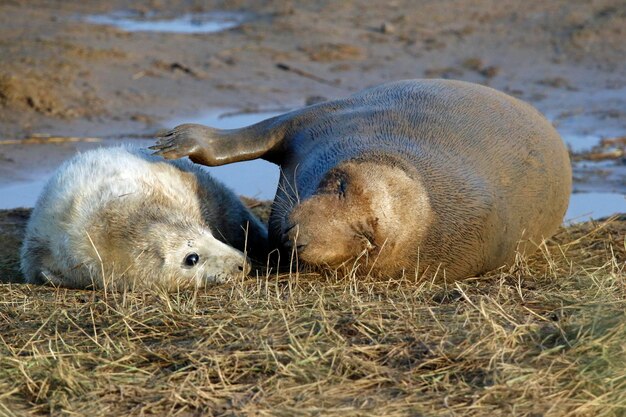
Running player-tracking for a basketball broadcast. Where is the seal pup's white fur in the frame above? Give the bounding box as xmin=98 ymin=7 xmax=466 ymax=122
xmin=20 ymin=146 xmax=267 ymax=290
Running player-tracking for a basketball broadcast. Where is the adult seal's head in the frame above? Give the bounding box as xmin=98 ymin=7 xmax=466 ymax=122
xmin=152 ymin=79 xmax=571 ymax=281
xmin=281 ymin=156 xmax=432 ymax=275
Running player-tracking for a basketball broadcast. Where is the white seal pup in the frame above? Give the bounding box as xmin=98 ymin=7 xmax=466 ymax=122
xmin=20 ymin=146 xmax=268 ymax=290
xmin=151 ymin=79 xmax=571 ymax=280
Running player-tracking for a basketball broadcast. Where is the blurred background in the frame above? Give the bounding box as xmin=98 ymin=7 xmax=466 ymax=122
xmin=0 ymin=0 xmax=624 ymax=221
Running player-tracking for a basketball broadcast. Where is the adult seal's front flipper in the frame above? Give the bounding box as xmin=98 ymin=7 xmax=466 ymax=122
xmin=150 ymin=113 xmax=293 ymax=166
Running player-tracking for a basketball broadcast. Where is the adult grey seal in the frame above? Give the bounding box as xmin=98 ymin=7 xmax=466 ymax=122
xmin=21 ymin=146 xmax=268 ymax=290
xmin=151 ymin=79 xmax=571 ymax=280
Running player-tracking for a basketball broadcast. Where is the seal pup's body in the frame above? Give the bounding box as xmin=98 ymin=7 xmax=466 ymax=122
xmin=152 ymin=79 xmax=571 ymax=280
xmin=21 ymin=146 xmax=268 ymax=290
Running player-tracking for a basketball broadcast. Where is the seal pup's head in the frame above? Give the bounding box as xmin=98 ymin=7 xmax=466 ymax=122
xmin=22 ymin=185 xmax=252 ymax=291
xmin=76 ymin=196 xmax=252 ymax=291
xmin=282 ymin=158 xmax=432 ymax=276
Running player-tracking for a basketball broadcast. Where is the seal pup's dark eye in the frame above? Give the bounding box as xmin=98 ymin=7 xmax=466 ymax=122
xmin=184 ymin=253 xmax=200 ymax=267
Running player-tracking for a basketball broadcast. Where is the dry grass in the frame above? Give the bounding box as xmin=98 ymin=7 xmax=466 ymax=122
xmin=0 ymin=218 xmax=625 ymax=417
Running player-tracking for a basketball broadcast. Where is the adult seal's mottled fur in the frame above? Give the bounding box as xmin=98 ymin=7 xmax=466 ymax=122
xmin=21 ymin=146 xmax=268 ymax=290
xmin=152 ymin=79 xmax=572 ymax=280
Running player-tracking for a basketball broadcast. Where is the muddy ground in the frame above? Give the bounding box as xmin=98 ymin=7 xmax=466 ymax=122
xmin=1 ymin=0 xmax=625 ymax=186
xmin=1 ymin=1 xmax=624 ymax=140
xmin=0 ymin=0 xmax=625 ymax=282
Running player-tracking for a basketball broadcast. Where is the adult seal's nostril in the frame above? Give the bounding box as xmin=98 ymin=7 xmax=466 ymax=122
xmin=280 ymin=222 xmax=311 ymax=255
xmin=280 ymin=223 xmax=297 ymax=247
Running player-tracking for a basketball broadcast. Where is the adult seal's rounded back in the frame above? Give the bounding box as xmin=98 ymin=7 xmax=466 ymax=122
xmin=152 ymin=79 xmax=572 ymax=280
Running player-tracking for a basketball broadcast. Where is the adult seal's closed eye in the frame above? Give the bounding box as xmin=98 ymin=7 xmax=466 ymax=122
xmin=152 ymin=79 xmax=572 ymax=280
xmin=21 ymin=146 xmax=268 ymax=290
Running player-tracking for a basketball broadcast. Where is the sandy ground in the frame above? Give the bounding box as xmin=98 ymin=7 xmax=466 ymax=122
xmin=0 ymin=0 xmax=625 ymax=282
xmin=0 ymin=1 xmax=624 ymax=137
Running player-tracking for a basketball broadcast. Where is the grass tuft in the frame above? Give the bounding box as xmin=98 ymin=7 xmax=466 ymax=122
xmin=1 ymin=217 xmax=625 ymax=416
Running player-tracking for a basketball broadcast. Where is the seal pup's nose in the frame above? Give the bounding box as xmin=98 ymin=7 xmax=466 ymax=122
xmin=226 ymin=256 xmax=251 ymax=276
xmin=239 ymin=259 xmax=252 ymax=275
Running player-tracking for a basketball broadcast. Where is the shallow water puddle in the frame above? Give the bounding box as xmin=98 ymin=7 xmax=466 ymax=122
xmin=565 ymin=192 xmax=625 ymax=223
xmin=559 ymin=129 xmax=625 ymax=153
xmin=168 ymin=109 xmax=283 ymax=200
xmin=0 ymin=178 xmax=49 ymax=210
xmin=561 ymin=132 xmax=604 ymax=153
xmin=0 ymin=139 xmax=148 ymax=209
xmin=84 ymin=11 xmax=247 ymax=34
xmin=0 ymin=110 xmax=281 ymax=209
xmin=545 ymin=86 xmax=626 ymax=153
xmin=0 ymin=110 xmax=624 ymax=221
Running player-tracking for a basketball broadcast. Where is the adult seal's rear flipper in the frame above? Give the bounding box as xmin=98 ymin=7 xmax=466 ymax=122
xmin=150 ymin=113 xmax=294 ymax=166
